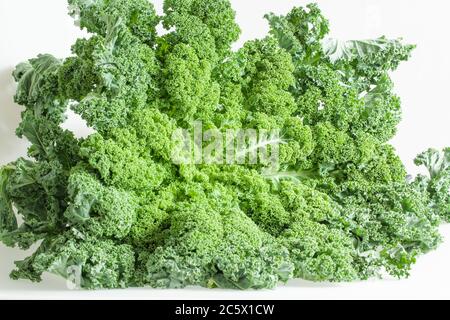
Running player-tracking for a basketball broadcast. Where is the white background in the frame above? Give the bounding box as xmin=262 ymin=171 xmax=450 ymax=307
xmin=0 ymin=0 xmax=449 ymax=300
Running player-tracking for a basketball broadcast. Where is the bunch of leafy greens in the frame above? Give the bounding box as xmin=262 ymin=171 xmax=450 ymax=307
xmin=1 ymin=0 xmax=449 ymax=289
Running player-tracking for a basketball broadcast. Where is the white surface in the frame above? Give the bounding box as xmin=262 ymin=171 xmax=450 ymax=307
xmin=0 ymin=0 xmax=449 ymax=300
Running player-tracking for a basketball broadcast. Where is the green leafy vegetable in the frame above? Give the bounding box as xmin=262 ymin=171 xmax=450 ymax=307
xmin=1 ymin=0 xmax=448 ymax=289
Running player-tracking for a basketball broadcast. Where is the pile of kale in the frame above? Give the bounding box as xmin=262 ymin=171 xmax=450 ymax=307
xmin=0 ymin=0 xmax=448 ymax=289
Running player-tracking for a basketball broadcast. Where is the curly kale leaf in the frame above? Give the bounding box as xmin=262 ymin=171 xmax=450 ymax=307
xmin=10 ymin=232 xmax=135 ymax=289
xmin=415 ymin=148 xmax=450 ymax=220
xmin=0 ymin=167 xmax=18 ymax=243
xmin=68 ymin=0 xmax=159 ymax=44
